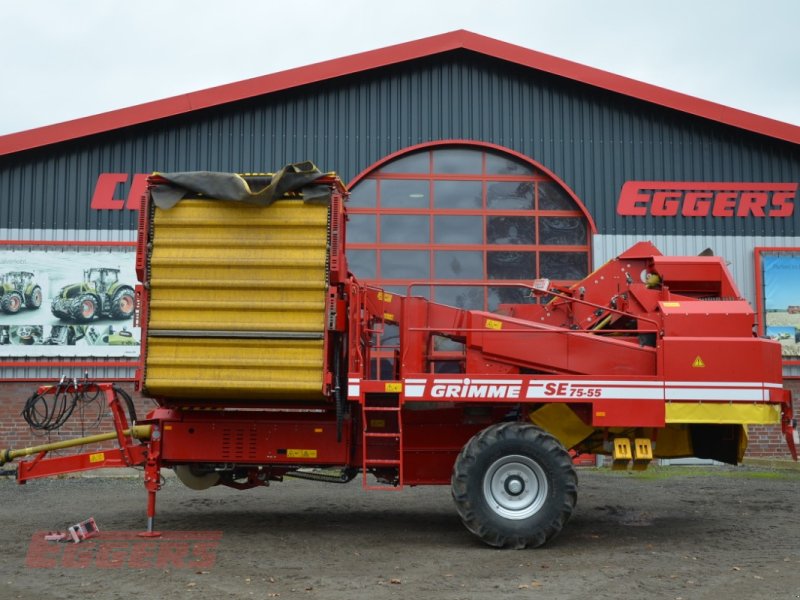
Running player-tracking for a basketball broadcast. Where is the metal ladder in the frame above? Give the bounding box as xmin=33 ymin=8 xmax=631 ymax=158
xmin=361 ymin=393 xmax=403 ymax=490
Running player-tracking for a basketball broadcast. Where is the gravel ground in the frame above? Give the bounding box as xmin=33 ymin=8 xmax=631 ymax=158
xmin=1 ymin=465 xmax=799 ymax=600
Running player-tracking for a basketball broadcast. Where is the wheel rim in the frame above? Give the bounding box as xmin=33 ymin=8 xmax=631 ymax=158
xmin=32 ymin=290 xmax=42 ymax=306
xmin=483 ymin=454 xmax=548 ymax=520
xmin=9 ymin=296 xmax=20 ymax=311
xmin=119 ymin=294 xmax=134 ymax=314
xmin=82 ymin=300 xmax=95 ymax=318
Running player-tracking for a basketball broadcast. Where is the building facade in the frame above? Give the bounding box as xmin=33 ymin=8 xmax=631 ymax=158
xmin=0 ymin=31 xmax=798 ymax=455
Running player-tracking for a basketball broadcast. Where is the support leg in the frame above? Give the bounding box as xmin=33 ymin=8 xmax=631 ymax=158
xmin=138 ymin=458 xmax=162 ymax=538
xmin=139 ymin=488 xmax=161 ymax=538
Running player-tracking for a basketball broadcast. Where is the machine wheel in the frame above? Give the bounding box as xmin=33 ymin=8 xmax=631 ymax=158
xmin=1 ymin=291 xmax=23 ymax=314
xmin=72 ymin=294 xmax=98 ymax=322
xmin=26 ymin=286 xmax=42 ymax=310
xmin=451 ymin=422 xmax=577 ymax=549
xmin=174 ymin=465 xmax=221 ymax=490
xmin=110 ymin=288 xmax=135 ymax=319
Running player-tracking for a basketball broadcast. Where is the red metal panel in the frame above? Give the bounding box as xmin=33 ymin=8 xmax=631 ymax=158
xmin=660 ymin=301 xmax=754 ymax=337
xmin=468 ymin=312 xmax=658 ymax=377
xmin=160 ymin=412 xmax=351 ymax=465
xmin=652 ymin=256 xmax=741 ymax=298
xmin=17 ymin=446 xmax=148 ymax=482
xmin=591 ymin=399 xmax=664 ymax=427
xmin=662 ymin=337 xmax=783 ymax=383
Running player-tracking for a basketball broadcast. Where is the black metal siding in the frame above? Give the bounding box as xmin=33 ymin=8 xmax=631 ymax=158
xmin=0 ymin=50 xmax=798 ymax=236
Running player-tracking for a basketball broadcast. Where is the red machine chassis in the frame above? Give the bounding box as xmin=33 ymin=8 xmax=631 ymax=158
xmin=4 ymin=177 xmax=796 ymax=539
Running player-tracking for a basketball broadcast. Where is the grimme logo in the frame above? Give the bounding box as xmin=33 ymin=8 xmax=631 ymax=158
xmin=26 ymin=531 xmax=221 ymax=569
xmin=616 ymin=181 xmax=797 ymax=217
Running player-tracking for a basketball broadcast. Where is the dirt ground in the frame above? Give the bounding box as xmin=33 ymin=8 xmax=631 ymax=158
xmin=1 ymin=465 xmax=799 ymax=600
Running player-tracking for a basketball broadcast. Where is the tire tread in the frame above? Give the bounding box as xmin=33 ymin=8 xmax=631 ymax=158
xmin=451 ymin=422 xmax=577 ymax=549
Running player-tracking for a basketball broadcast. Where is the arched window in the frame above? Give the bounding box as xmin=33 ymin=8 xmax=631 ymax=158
xmin=346 ymin=143 xmax=593 ymax=376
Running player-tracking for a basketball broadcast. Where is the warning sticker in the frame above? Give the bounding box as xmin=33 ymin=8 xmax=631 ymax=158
xmin=485 ymin=319 xmax=503 ymax=330
xmin=692 ymin=356 xmax=706 ymax=368
xmin=89 ymin=452 xmax=105 ymax=463
xmin=384 ymin=382 xmax=402 ymax=393
xmin=287 ymin=449 xmax=317 ymax=459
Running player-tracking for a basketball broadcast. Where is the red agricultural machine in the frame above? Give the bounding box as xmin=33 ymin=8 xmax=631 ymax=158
xmin=1 ymin=164 xmax=795 ymax=548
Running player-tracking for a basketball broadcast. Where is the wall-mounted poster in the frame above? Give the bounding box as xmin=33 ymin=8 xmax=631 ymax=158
xmin=755 ymin=248 xmax=800 ymax=364
xmin=0 ymin=246 xmax=140 ymax=358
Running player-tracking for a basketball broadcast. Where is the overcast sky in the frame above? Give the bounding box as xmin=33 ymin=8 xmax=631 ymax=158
xmin=0 ymin=0 xmax=797 ymax=137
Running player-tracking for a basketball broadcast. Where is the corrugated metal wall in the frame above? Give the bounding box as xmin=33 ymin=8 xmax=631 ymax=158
xmin=0 ymin=49 xmax=798 ymax=380
xmin=1 ymin=51 xmax=797 ymax=234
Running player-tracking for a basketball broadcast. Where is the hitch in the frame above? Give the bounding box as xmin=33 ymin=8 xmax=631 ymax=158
xmin=0 ymin=382 xmax=152 ymax=480
xmin=0 ymin=425 xmax=152 ymax=467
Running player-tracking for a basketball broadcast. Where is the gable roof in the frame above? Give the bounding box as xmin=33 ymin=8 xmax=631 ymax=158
xmin=1 ymin=29 xmax=798 ymax=156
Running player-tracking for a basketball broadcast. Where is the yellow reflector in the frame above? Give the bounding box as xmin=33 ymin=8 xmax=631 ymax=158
xmin=665 ymin=403 xmax=780 ymax=425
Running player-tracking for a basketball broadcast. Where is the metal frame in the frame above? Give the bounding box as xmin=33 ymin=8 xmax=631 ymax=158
xmin=754 ymin=246 xmax=800 ymax=366
xmin=346 ymin=142 xmax=594 ymax=376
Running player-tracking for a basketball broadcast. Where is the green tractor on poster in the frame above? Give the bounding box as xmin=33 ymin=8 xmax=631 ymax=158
xmin=51 ymin=268 xmax=135 ymax=323
xmin=0 ymin=271 xmax=43 ymax=314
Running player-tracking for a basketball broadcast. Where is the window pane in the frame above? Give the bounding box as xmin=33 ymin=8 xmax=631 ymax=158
xmin=380 ymin=324 xmax=400 ymax=346
xmin=538 ymin=182 xmax=577 ymax=210
xmin=485 ymin=153 xmax=536 ymax=176
xmin=488 ymin=286 xmax=537 ymax=311
xmin=487 ymin=216 xmax=535 ymax=245
xmin=434 ymin=251 xmax=484 ymax=279
xmin=434 ymin=285 xmax=485 ymax=310
xmin=380 ymin=180 xmax=429 ymax=208
xmin=539 ymin=217 xmax=587 ymax=245
xmin=434 ymin=216 xmax=483 ymax=244
xmin=486 ymin=181 xmax=534 ymax=209
xmin=381 ymin=250 xmax=430 ymax=279
xmin=347 ymin=214 xmax=376 ymax=243
xmin=369 ymin=358 xmax=396 ymax=381
xmin=348 ymin=179 xmax=376 ymax=208
xmin=380 ymin=215 xmax=430 ymax=243
xmin=379 ymin=152 xmax=430 ymax=174
xmin=433 ymin=180 xmax=482 ymax=209
xmin=434 ymin=335 xmax=466 ymax=351
xmin=403 ymin=284 xmax=431 ymax=299
xmin=487 ymin=251 xmax=536 ymax=279
xmin=540 ymin=252 xmax=588 ymax=280
xmin=433 ymin=148 xmax=483 ymax=174
xmin=347 ymin=249 xmax=376 ymax=279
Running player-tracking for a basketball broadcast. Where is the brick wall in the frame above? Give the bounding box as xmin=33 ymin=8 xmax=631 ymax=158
xmin=0 ymin=380 xmax=155 ymax=459
xmin=1 ymin=379 xmax=798 ymax=464
xmin=745 ymin=378 xmax=800 ymax=457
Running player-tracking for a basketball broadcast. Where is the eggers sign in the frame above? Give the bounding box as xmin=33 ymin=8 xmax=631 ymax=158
xmin=617 ymin=182 xmax=797 ymax=218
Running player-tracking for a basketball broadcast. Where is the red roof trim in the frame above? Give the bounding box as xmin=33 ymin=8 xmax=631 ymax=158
xmin=1 ymin=29 xmax=798 ymax=156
